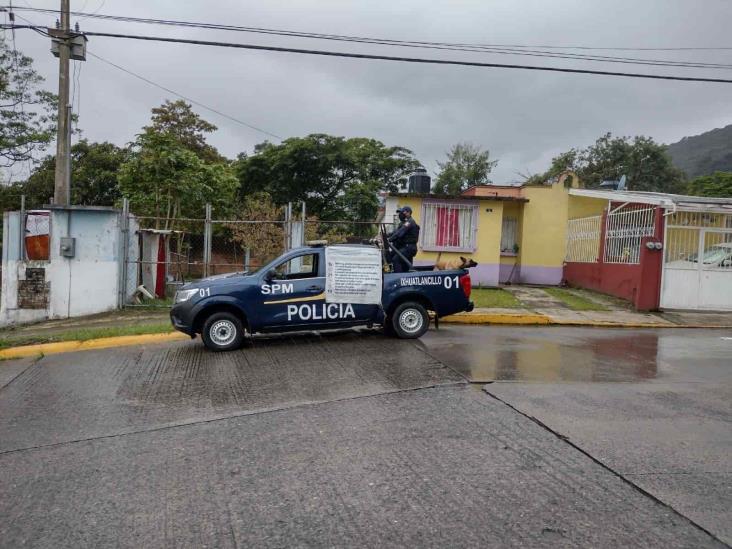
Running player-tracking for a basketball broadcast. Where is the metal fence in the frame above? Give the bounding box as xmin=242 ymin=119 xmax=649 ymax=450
xmin=603 ymin=207 xmax=656 ymax=264
xmin=122 ymin=201 xmax=383 ymax=306
xmin=565 ymin=215 xmax=601 ymax=262
xmin=565 ymin=207 xmax=657 ymax=265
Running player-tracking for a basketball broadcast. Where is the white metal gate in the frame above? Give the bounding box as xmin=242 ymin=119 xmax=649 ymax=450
xmin=661 ymin=212 xmax=732 ymax=310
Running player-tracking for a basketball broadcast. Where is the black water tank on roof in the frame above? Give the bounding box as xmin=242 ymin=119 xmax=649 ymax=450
xmin=408 ymin=168 xmax=431 ymax=194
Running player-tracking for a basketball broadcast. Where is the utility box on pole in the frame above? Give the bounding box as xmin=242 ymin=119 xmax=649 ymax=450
xmin=50 ymin=32 xmax=87 ymax=61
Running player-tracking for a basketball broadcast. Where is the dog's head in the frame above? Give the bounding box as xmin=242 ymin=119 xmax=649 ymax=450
xmin=460 ymin=256 xmax=478 ymax=269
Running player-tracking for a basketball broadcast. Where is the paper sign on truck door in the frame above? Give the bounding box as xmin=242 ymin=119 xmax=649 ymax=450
xmin=325 ymin=246 xmax=382 ymax=305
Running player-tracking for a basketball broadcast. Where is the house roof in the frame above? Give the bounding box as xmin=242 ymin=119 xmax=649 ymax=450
xmin=43 ymin=204 xmax=120 ymax=212
xmin=387 ymin=192 xmax=529 ymax=203
xmin=569 ymin=189 xmax=732 ymax=214
xmin=461 ymin=184 xmax=524 ymax=199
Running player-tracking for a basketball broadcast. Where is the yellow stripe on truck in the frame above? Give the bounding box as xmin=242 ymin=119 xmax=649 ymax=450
xmin=263 ymin=292 xmax=325 ymax=305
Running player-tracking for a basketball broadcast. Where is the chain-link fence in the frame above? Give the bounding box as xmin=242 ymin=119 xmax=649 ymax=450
xmin=213 ymin=218 xmax=287 ymax=276
xmin=122 ymin=202 xmax=385 ymax=307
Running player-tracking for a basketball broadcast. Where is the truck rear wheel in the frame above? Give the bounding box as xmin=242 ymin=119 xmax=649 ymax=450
xmin=201 ymin=312 xmax=244 ymax=352
xmin=391 ymin=302 xmax=429 ymax=339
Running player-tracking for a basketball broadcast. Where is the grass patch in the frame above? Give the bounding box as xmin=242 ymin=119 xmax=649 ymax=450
xmin=129 ymin=297 xmax=174 ymax=309
xmin=543 ymin=287 xmax=609 ymax=311
xmin=570 ymin=287 xmax=631 ymax=310
xmin=471 ymin=288 xmax=523 ymax=308
xmin=0 ymin=322 xmax=174 ymax=350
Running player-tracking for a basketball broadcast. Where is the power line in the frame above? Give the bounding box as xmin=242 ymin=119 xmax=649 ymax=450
xmin=4 ymin=6 xmax=732 ymax=69
xmin=86 ymin=51 xmax=283 ymax=140
xmin=77 ymin=0 xmax=105 ymax=23
xmin=8 ymin=5 xmax=732 ymax=52
xmin=4 ymin=23 xmax=732 ymax=85
xmin=87 ymin=26 xmax=732 ymax=70
xmin=77 ymin=30 xmax=732 ymax=84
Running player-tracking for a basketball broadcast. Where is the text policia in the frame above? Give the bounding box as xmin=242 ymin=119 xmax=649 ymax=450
xmin=287 ymin=303 xmax=356 ymax=322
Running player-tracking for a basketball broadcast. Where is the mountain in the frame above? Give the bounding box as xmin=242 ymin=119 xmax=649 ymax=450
xmin=666 ymin=124 xmax=732 ymax=178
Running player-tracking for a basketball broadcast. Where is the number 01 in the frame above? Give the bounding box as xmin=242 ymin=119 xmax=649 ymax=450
xmin=443 ymin=276 xmax=459 ymax=289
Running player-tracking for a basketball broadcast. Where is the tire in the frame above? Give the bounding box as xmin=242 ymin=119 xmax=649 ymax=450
xmin=391 ymin=302 xmax=430 ymax=339
xmin=201 ymin=312 xmax=245 ymax=352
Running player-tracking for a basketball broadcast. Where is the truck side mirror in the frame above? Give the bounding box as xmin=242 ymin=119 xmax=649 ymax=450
xmin=265 ymin=269 xmax=276 ymax=282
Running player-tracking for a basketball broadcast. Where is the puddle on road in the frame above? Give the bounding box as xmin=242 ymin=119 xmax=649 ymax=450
xmin=421 ymin=327 xmax=662 ymax=383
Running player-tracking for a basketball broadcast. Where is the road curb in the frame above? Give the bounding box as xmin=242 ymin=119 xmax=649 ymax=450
xmin=0 ymin=332 xmax=189 ymax=360
xmin=441 ymin=313 xmax=732 ymax=329
xmin=441 ymin=312 xmax=551 ymax=325
xmin=0 ymin=318 xmax=728 ymax=361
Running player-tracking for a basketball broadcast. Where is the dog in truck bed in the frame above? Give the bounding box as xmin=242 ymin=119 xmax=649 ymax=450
xmin=433 ymin=254 xmax=478 ymax=271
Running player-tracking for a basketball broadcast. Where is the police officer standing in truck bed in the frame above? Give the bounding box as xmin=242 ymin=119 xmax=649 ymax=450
xmin=388 ymin=206 xmax=420 ymax=273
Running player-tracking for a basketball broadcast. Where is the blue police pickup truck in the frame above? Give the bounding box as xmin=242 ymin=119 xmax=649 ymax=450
xmin=170 ymin=244 xmax=474 ymax=351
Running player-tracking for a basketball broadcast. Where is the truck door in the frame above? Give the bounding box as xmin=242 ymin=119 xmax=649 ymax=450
xmin=258 ymin=249 xmax=378 ymax=330
xmin=258 ymin=250 xmax=326 ymax=330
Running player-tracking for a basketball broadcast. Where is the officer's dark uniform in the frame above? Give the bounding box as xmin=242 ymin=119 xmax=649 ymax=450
xmin=388 ymin=208 xmax=420 ymax=273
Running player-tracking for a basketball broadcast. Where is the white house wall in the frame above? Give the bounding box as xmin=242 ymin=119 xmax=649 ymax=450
xmin=47 ymin=210 xmax=122 ymax=318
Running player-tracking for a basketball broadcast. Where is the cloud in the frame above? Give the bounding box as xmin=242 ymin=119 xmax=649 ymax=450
xmin=11 ymin=0 xmax=732 ymax=184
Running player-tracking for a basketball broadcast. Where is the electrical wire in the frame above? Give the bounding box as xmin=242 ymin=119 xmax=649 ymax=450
xmin=86 ymin=51 xmax=283 ymax=139
xmin=6 ymin=23 xmax=732 ymax=83
xmin=76 ymin=0 xmax=104 ymax=23
xmin=72 ymin=58 xmax=81 ymax=131
xmin=70 ymin=59 xmax=76 ymax=115
xmin=78 ymin=30 xmax=732 ymax=84
xmin=4 ymin=6 xmax=732 ymax=69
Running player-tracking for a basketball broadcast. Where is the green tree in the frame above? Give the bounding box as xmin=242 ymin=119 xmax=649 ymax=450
xmin=118 ymin=131 xmax=237 ymax=229
xmin=227 ymin=192 xmax=284 ymax=265
xmin=0 ymin=36 xmax=56 ymax=169
xmin=235 ymin=134 xmax=420 ymax=222
xmin=537 ymin=133 xmax=685 ymax=193
xmin=433 ymin=143 xmax=498 ymax=195
xmin=118 ymin=101 xmax=238 ymax=226
xmin=686 ymin=172 xmax=732 ymax=198
xmin=145 ymin=100 xmax=223 ymax=162
xmin=16 ymin=140 xmax=125 ymax=208
xmin=0 ymin=180 xmax=24 ymax=212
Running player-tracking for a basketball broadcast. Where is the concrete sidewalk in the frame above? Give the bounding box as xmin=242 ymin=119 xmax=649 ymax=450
xmin=445 ymin=285 xmax=732 ymax=328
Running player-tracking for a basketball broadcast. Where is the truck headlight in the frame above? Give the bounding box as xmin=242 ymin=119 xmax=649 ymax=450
xmin=175 ymin=289 xmax=198 ymax=303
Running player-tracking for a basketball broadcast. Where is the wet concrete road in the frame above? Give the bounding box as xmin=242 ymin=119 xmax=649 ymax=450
xmin=419 ymin=325 xmax=726 ymax=382
xmin=421 ymin=326 xmax=732 ymax=543
xmin=0 ymin=330 xmax=461 ymax=453
xmin=0 ymin=327 xmax=729 ymax=547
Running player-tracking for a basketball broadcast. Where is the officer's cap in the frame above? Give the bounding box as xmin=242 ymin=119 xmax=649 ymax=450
xmin=398 ymin=206 xmax=413 ymax=214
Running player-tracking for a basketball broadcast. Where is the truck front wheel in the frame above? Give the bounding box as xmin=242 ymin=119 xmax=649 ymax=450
xmin=201 ymin=312 xmax=245 ymax=351
xmin=391 ymin=302 xmax=429 ymax=339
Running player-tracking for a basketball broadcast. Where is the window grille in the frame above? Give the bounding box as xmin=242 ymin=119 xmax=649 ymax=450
xmin=565 ymin=216 xmax=601 ymax=262
xmin=420 ymin=201 xmax=478 ymax=252
xmin=604 ymin=207 xmax=656 ymax=264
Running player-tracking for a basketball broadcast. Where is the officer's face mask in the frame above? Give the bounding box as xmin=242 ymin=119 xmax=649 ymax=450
xmin=398 ymin=212 xmax=407 ymax=222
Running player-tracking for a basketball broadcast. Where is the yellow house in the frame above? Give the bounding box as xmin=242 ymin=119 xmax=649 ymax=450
xmin=383 ymin=173 xmax=594 ymax=286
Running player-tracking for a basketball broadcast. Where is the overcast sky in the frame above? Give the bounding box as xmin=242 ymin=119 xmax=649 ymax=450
xmin=6 ymin=0 xmax=732 ymax=183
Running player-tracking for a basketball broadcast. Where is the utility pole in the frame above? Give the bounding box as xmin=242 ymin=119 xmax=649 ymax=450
xmin=53 ymin=0 xmax=71 ymax=206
